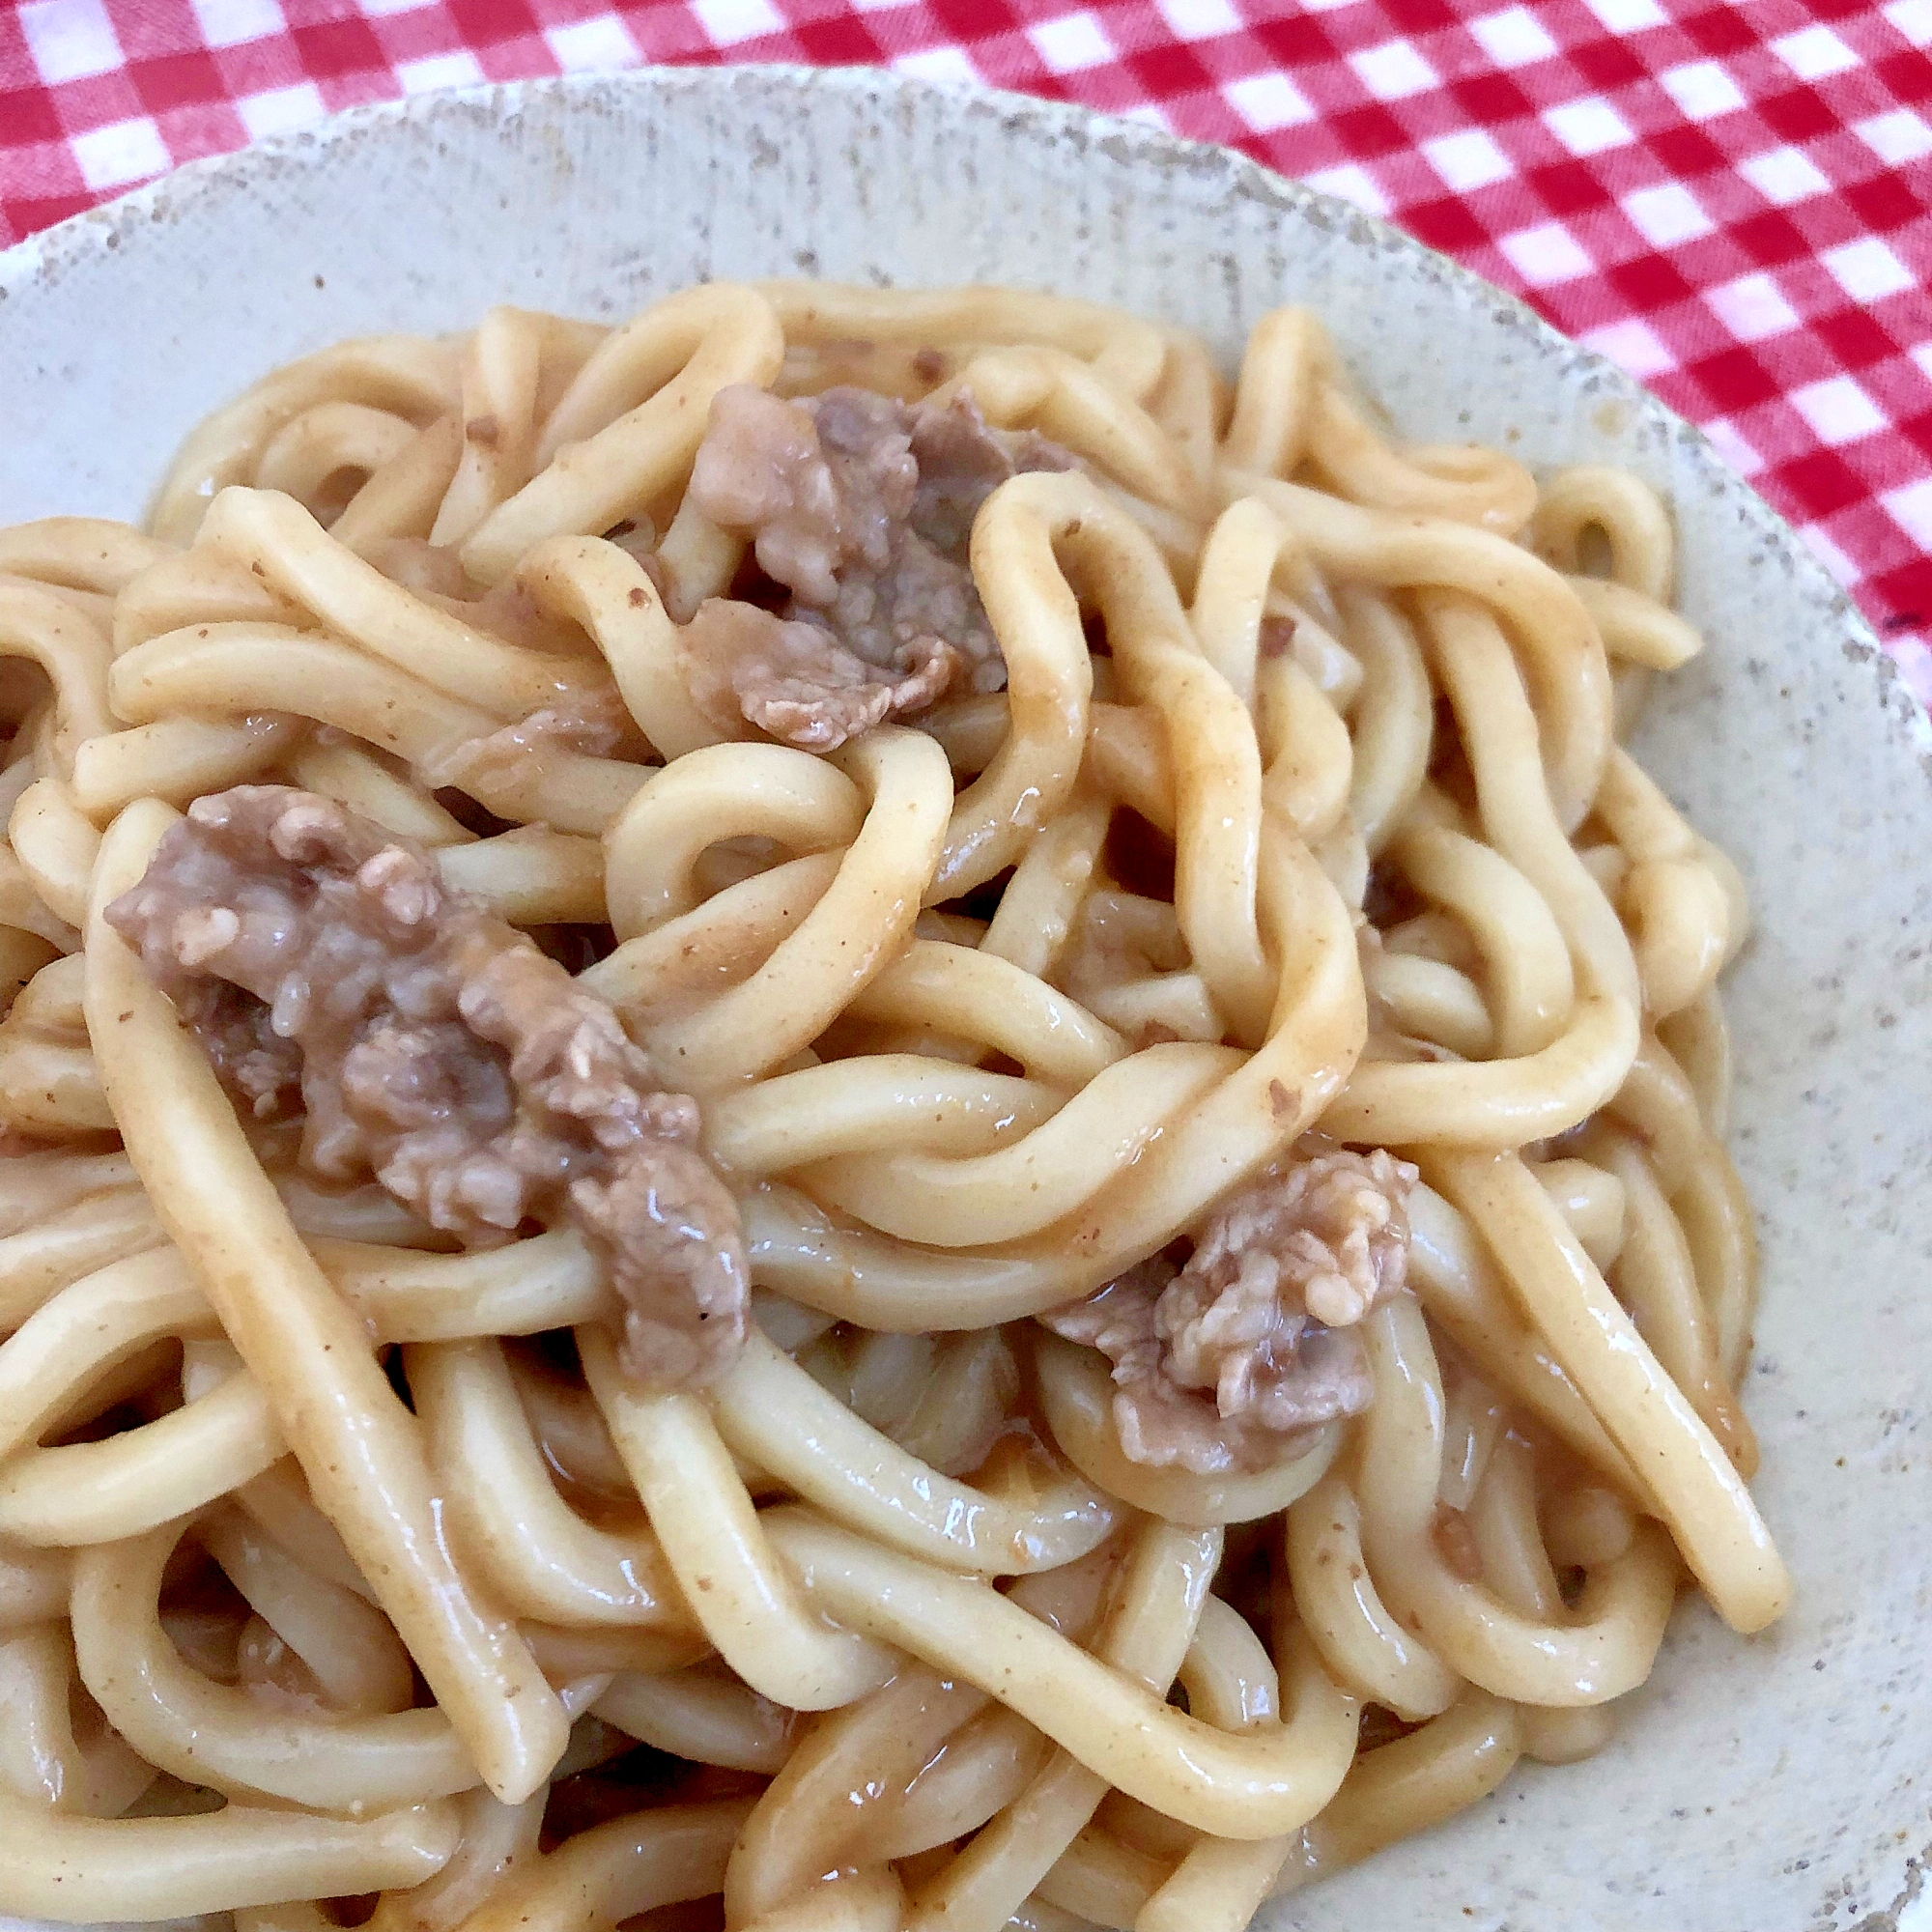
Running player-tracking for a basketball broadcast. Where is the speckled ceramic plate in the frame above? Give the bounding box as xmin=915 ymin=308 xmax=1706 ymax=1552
xmin=2 ymin=66 xmax=1927 ymax=1932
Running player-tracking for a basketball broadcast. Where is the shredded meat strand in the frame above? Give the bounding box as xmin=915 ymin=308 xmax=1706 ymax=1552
xmin=106 ymin=786 xmax=747 ymax=1388
xmin=1040 ymin=1147 xmax=1417 ymax=1474
xmin=682 ymin=383 xmax=1073 ymax=750
xmin=424 ymin=687 xmax=634 ymax=797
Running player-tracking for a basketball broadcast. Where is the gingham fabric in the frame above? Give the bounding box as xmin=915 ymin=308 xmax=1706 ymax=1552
xmin=3 ymin=0 xmax=1929 ymax=700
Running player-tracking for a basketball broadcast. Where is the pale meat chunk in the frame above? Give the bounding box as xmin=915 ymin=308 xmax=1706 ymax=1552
xmin=680 ymin=599 xmax=957 ymax=753
xmin=681 ymin=382 xmax=1073 ymax=751
xmin=106 ymin=785 xmax=747 ymax=1388
xmin=423 ymin=687 xmax=635 ymax=797
xmin=1041 ymin=1148 xmax=1417 ymax=1475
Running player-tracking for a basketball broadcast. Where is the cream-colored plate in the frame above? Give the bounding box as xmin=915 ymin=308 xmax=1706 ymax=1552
xmin=2 ymin=67 xmax=1927 ymax=1932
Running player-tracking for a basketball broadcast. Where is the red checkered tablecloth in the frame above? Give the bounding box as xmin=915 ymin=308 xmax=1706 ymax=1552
xmin=3 ymin=0 xmax=1929 ymax=700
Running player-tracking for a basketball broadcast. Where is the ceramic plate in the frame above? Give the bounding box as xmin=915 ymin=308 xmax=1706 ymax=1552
xmin=2 ymin=66 xmax=1927 ymax=1932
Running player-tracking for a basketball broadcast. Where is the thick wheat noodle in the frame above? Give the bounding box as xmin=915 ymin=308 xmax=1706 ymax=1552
xmin=0 ymin=1538 xmax=70 ymax=1627
xmin=105 ymin=541 xmax=296 ymax=645
xmin=1220 ymin=472 xmax=1612 ymax=835
xmin=1535 ymin=1154 xmax=1628 ymax=1267
xmin=331 ymin=412 xmax=468 ymax=554
xmin=11 ymin=777 xmax=101 ymax=927
xmin=605 ymin=742 xmax=865 ymax=938
xmin=72 ymin=1519 xmax=483 ymax=1807
xmin=360 ymin=1786 xmax=545 ymax=1932
xmin=1672 ymin=1141 xmax=1757 ymax=1386
xmin=433 ymin=826 xmax=608 ymax=925
xmin=579 ymin=1326 xmax=896 ymax=1710
xmin=709 ymin=1328 xmax=1115 ymax=1575
xmin=1271 ymin=1690 xmax=1523 ymax=1895
xmin=804 ymin=1041 xmax=1236 ymax=1245
xmin=0 ymin=519 xmax=174 ymax=597
xmin=1137 ymin=1623 xmax=1358 ymax=1932
xmin=0 ymin=1371 xmax=281 ymax=1543
xmin=727 ymin=1663 xmax=992 ymax=1922
xmin=866 ymin=1706 xmax=1049 ymax=1862
xmin=753 ymin=280 xmax=1170 ymax=400
xmin=980 ymin=792 xmax=1109 ymax=975
xmin=1257 ymin=649 xmax=1353 ymax=844
xmin=199 ymin=487 xmax=601 ymax=719
xmin=108 ymin=624 xmax=495 ymax=762
xmin=292 ymin=736 xmax=476 ymax=843
xmin=517 ymin=533 xmax=727 ymax=759
xmin=642 ymin=728 xmax=953 ymax=1088
xmin=0 ymin=1035 xmax=114 ymax=1141
xmin=254 ymin=401 xmax=419 ymax=509
xmin=200 ymin=1503 xmax=414 ymax=1713
xmin=1303 ymin=383 xmax=1539 ymax=535
xmin=431 ymin=309 xmax=545 ymax=548
xmin=410 ymin=1336 xmax=697 ymax=1631
xmin=578 ymin=848 xmax=839 ymax=1019
xmin=1418 ymin=588 xmax=1639 ymax=1004
xmin=702 ymin=1056 xmax=1060 ymax=1176
xmin=842 ymin=940 xmax=1127 ymax=1086
xmin=0 ymin=581 xmax=117 ymax=772
xmin=0 ymin=282 xmax=1789 ymax=1932
xmin=1531 ymin=464 xmax=1676 ymax=602
xmin=726 ymin=839 xmax=1360 ymax=1327
xmin=1428 ymin=1153 xmax=1789 ymax=1633
xmin=0 ymin=1244 xmax=217 ymax=1453
xmin=0 ymin=1783 xmax=457 ymax=1918
xmin=1337 ymin=586 xmax=1433 ymax=854
xmin=592 ymin=1665 xmax=794 ymax=1774
xmin=0 ymin=1189 xmax=163 ymax=1330
xmin=454 ymin=1798 xmax=752 ymax=1932
xmin=71 ymin=713 xmax=302 ymax=819
xmin=464 ymin=284 xmax=786 ymax=582
xmin=1581 ymin=1125 xmax=1749 ymax=1462
xmin=148 ymin=335 xmax=461 ymax=544
xmin=2 ymin=1619 xmax=156 ymax=1814
xmin=1354 ymin=1293 xmax=1683 ymax=1702
xmin=1178 ymin=1593 xmax=1282 ymax=1730
xmin=1096 ymin=508 xmax=1273 ymax=1044
xmin=940 ymin=343 xmax=1205 ymax=517
xmin=1392 ymin=824 xmax=1575 ymax=1058
xmin=1286 ymin=1470 xmax=1460 ymax=1719
xmin=898 ymin=1522 xmax=1221 ymax=1932
xmin=926 ymin=475 xmax=1108 ymax=897
xmin=764 ymin=1508 xmax=1366 ymax=1840
xmin=773 ymin=824 xmax=1365 ymax=1324
xmin=1033 ymin=1823 xmax=1171 ymax=1925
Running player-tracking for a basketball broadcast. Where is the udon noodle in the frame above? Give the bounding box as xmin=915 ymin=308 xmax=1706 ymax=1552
xmin=0 ymin=279 xmax=1788 ymax=1932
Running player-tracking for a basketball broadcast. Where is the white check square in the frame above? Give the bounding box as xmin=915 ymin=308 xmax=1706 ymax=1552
xmin=19 ymin=0 xmax=122 ymax=83
xmin=1468 ymin=7 xmax=1559 ymax=68
xmin=1623 ymin=182 xmax=1716 ymax=249
xmin=690 ymin=0 xmax=784 ymax=47
xmin=71 ymin=116 xmax=168 ymax=191
xmin=1028 ymin=13 xmax=1115 ymax=75
xmin=1789 ymin=375 xmax=1887 ymax=446
xmin=1497 ymin=221 xmax=1595 ymax=283
xmin=1225 ymin=73 xmax=1316 ymax=134
xmin=1544 ymin=99 xmax=1632 ymax=156
xmin=1349 ymin=40 xmax=1437 ymax=101
xmin=1822 ymin=238 xmax=1917 ymax=304
xmin=1705 ymin=272 xmax=1802 ymax=344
